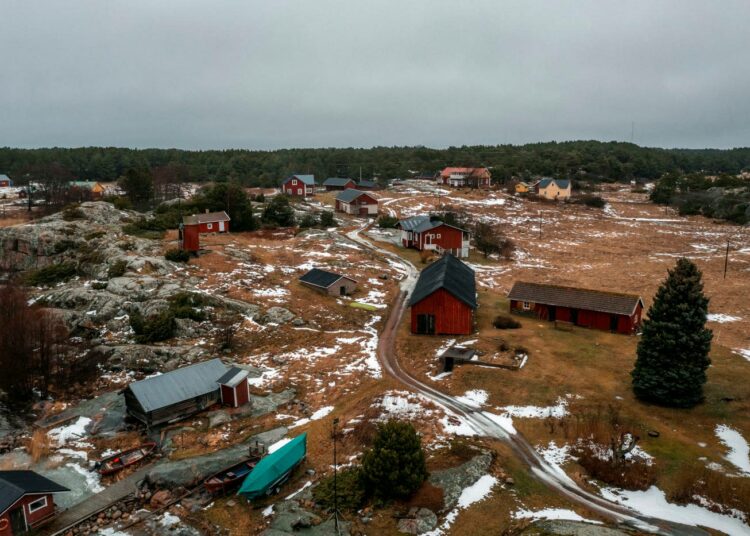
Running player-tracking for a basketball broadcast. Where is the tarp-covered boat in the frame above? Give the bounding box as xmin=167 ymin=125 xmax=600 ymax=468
xmin=237 ymin=433 xmax=307 ymax=500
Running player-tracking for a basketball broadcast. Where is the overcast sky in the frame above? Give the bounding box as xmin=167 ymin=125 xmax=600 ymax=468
xmin=1 ymin=1 xmax=749 ymax=150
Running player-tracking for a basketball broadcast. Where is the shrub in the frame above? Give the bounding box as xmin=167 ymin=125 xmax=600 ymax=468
xmin=669 ymin=463 xmax=750 ymax=517
xmin=580 ymin=195 xmax=606 ymax=208
xmin=165 ymin=248 xmax=190 ymax=263
xmin=377 ymin=215 xmax=398 ymax=229
xmin=107 ymin=259 xmax=128 ymax=278
xmin=362 ymin=420 xmax=428 ymax=501
xmin=62 ymin=205 xmax=85 ymax=221
xmin=168 ymin=292 xmax=207 ymax=321
xmin=299 ymin=213 xmax=318 ymax=229
xmin=493 ymin=315 xmax=521 ymax=329
xmin=319 ymin=211 xmax=337 ymax=227
xmin=24 ymin=262 xmax=78 ymax=286
xmin=84 ymin=230 xmax=106 ymax=241
xmin=111 ymin=196 xmax=132 ymax=210
xmin=312 ymin=468 xmax=367 ymax=512
xmin=52 ymin=239 xmax=78 ymax=254
xmin=129 ymin=310 xmax=176 ymax=343
xmin=574 ymin=446 xmax=657 ymax=491
xmin=254 ymin=193 xmax=265 ymax=202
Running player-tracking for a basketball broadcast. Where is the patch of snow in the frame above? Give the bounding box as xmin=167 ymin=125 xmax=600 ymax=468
xmin=262 ymin=504 xmax=274 ymax=517
xmin=715 ymin=425 xmax=750 ymax=475
xmin=424 ymin=475 xmax=498 ymax=536
xmin=734 ymin=349 xmax=750 ymax=362
xmin=514 ymin=507 xmax=599 ymax=523
xmin=290 ymin=406 xmax=334 ymax=428
xmin=501 ymin=397 xmax=569 ymax=419
xmin=49 ymin=416 xmax=92 ymax=448
xmin=434 ymin=339 xmax=456 ymax=357
xmin=66 ymin=462 xmax=104 ymax=493
xmin=456 ymin=390 xmax=488 ymax=408
xmin=378 ymin=391 xmax=435 ymax=420
xmin=285 ymin=480 xmax=313 ymax=500
xmin=600 ymin=486 xmax=750 ymax=535
xmin=707 ymin=313 xmax=741 ymax=323
xmin=480 ymin=411 xmax=517 ymax=435
xmin=159 ymin=512 xmax=181 ymax=527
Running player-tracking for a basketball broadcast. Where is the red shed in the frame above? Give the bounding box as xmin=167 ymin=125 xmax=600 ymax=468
xmin=507 ymin=281 xmax=644 ymax=334
xmin=0 ymin=471 xmax=69 ymax=535
xmin=183 ymin=211 xmax=230 ymax=234
xmin=409 ymin=254 xmax=477 ymax=335
xmin=181 ymin=223 xmax=200 ymax=252
xmin=217 ymin=367 xmax=251 ymax=408
xmin=397 ymin=216 xmax=470 ymax=257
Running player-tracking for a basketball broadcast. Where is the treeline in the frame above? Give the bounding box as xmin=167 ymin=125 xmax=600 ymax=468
xmin=2 ymin=141 xmax=749 ymax=186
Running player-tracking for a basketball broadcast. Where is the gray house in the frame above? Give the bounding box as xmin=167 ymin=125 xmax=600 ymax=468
xmin=123 ymin=359 xmax=230 ymax=427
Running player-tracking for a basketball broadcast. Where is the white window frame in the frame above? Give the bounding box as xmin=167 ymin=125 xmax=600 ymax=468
xmin=292 ymin=179 xmax=298 ymax=185
xmin=28 ymin=496 xmax=48 ymax=514
xmin=206 ymin=223 xmax=213 ymax=230
xmin=522 ymin=301 xmax=531 ymax=310
xmin=436 ymin=233 xmax=441 ymax=239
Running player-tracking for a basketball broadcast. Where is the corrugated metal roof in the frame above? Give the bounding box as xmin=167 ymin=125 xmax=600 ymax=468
xmin=508 ymin=281 xmax=642 ymax=316
xmin=323 ymin=177 xmax=354 ymax=186
xmin=357 ymin=180 xmax=378 ymax=188
xmin=127 ymin=359 xmax=229 ymax=413
xmin=283 ymin=174 xmax=316 ymax=186
xmin=217 ymin=367 xmax=249 ymax=388
xmin=537 ymin=178 xmax=570 ymax=189
xmin=335 ymin=189 xmax=371 ymax=203
xmin=182 ymin=211 xmax=231 ymax=225
xmin=0 ymin=471 xmax=69 ymax=516
xmin=397 ymin=215 xmax=430 ymax=231
xmin=409 ymin=254 xmax=477 ymax=309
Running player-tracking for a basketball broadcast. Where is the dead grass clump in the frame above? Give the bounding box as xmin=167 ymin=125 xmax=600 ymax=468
xmin=493 ymin=315 xmax=521 ymax=329
xmin=29 ymin=429 xmax=52 ymax=462
xmin=404 ymin=481 xmax=445 ymax=512
xmin=575 ymin=446 xmax=657 ymax=491
xmin=669 ymin=464 xmax=750 ymax=517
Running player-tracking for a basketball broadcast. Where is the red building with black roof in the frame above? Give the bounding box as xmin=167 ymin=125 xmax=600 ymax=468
xmin=0 ymin=471 xmax=68 ymax=535
xmin=409 ymin=254 xmax=477 ymax=335
xmin=508 ymin=281 xmax=644 ymax=334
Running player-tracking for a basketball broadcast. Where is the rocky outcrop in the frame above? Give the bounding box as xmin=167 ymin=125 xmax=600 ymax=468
xmin=260 ymin=307 xmax=296 ymax=325
xmin=93 ymin=344 xmax=209 ymax=373
xmin=397 ymin=508 xmax=438 ymax=534
xmin=428 ymin=451 xmax=493 ymax=510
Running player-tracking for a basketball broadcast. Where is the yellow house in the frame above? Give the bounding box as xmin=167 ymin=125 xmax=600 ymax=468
xmin=515 ymin=182 xmax=530 ymax=194
xmin=535 ymin=178 xmax=571 ymax=200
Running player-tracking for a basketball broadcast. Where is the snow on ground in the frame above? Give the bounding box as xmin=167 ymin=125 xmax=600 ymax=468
xmin=424 ymin=475 xmax=498 ymax=536
xmin=66 ymin=462 xmax=104 ymax=493
xmin=285 ymin=480 xmax=312 ymax=500
xmin=356 ymin=288 xmax=388 ymax=308
xmin=290 ymin=406 xmax=334 ymax=428
xmin=479 ymin=411 xmax=516 ymax=435
xmin=735 ymin=349 xmax=750 ymax=362
xmin=456 ymin=389 xmax=489 ymax=408
xmin=707 ymin=313 xmax=741 ymax=323
xmin=435 ymin=339 xmax=456 ymax=357
xmin=246 ymin=366 xmax=282 ymax=387
xmin=501 ymin=397 xmax=569 ymax=419
xmin=48 ymin=416 xmax=92 ymax=449
xmin=378 ymin=391 xmax=436 ymax=420
xmin=159 ymin=512 xmax=181 ymax=527
xmin=715 ymin=424 xmax=750 ymax=475
xmin=600 ymin=486 xmax=750 ymax=535
xmin=513 ymin=507 xmax=600 ymax=524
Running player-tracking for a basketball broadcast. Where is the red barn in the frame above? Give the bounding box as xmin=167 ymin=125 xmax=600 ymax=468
xmin=0 ymin=471 xmax=69 ymax=535
xmin=335 ymin=189 xmax=379 ymax=216
xmin=409 ymin=254 xmax=477 ymax=335
xmin=217 ymin=367 xmax=251 ymax=408
xmin=508 ymin=281 xmax=644 ymax=334
xmin=397 ymin=216 xmax=470 ymax=257
xmin=280 ymin=175 xmax=316 ymax=197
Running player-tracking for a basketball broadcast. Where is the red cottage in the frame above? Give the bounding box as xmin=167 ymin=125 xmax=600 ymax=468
xmin=0 ymin=471 xmax=69 ymax=535
xmin=507 ymin=281 xmax=644 ymax=334
xmin=281 ymin=175 xmax=316 ymax=197
xmin=322 ymin=178 xmax=356 ymax=191
xmin=397 ymin=216 xmax=470 ymax=258
xmin=409 ymin=254 xmax=477 ymax=335
xmin=183 ymin=211 xmax=231 ymax=234
xmin=335 ymin=189 xmax=379 ymax=216
xmin=217 ymin=367 xmax=251 ymax=408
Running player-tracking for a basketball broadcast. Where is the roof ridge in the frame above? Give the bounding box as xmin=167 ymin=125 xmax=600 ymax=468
xmin=513 ymin=281 xmax=640 ymax=299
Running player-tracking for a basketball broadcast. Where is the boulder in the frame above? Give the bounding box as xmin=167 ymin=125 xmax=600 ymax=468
xmin=260 ymin=307 xmax=295 ymax=325
xmin=149 ymin=489 xmax=173 ymax=508
xmin=208 ymin=410 xmax=231 ymax=428
xmin=429 ymin=451 xmax=493 ymax=510
xmin=397 ymin=508 xmax=438 ymax=534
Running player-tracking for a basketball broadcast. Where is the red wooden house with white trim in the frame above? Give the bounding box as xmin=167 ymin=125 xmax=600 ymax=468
xmin=281 ymin=175 xmax=316 ymax=197
xmin=409 ymin=254 xmax=477 ymax=335
xmin=0 ymin=471 xmax=69 ymax=535
xmin=397 ymin=215 xmax=470 ymax=257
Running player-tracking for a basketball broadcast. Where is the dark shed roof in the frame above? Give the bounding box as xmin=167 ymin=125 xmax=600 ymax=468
xmin=283 ymin=174 xmax=316 ymax=186
xmin=0 ymin=471 xmax=69 ymax=516
xmin=409 ymin=254 xmax=477 ymax=309
xmin=323 ymin=177 xmax=354 ymax=186
xmin=336 ymin=189 xmax=374 ymax=203
xmin=126 ymin=359 xmax=228 ymax=413
xmin=217 ymin=366 xmax=250 ymax=388
xmin=357 ymin=180 xmax=378 ymax=188
xmin=508 ymin=282 xmax=643 ymax=316
xmin=299 ymin=268 xmax=354 ymax=288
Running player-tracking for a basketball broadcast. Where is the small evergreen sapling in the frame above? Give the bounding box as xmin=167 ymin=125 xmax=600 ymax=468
xmin=631 ymin=258 xmax=713 ymax=407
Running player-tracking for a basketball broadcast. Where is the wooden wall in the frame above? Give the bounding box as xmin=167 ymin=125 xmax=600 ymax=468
xmin=411 ymin=289 xmax=473 ymax=335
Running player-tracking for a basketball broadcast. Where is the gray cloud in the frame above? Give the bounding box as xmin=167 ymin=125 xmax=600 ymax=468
xmin=1 ymin=0 xmax=749 ymax=149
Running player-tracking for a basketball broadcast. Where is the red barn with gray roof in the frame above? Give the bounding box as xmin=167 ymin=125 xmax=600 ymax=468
xmin=409 ymin=254 xmax=477 ymax=335
xmin=0 ymin=471 xmax=68 ymax=535
xmin=397 ymin=216 xmax=470 ymax=257
xmin=508 ymin=281 xmax=644 ymax=334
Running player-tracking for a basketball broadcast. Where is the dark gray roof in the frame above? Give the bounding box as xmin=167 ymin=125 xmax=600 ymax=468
xmin=397 ymin=215 xmax=430 ymax=231
xmin=299 ymin=268 xmax=354 ymax=288
xmin=283 ymin=174 xmax=316 ymax=186
xmin=537 ymin=178 xmax=570 ymax=189
xmin=508 ymin=281 xmax=643 ymax=316
xmin=335 ymin=189 xmax=372 ymax=203
xmin=217 ymin=366 xmax=249 ymax=388
xmin=323 ymin=177 xmax=354 ymax=186
xmin=357 ymin=180 xmax=378 ymax=188
xmin=127 ymin=359 xmax=228 ymax=413
xmin=409 ymin=254 xmax=477 ymax=309
xmin=183 ymin=211 xmax=230 ymax=225
xmin=0 ymin=471 xmax=69 ymax=516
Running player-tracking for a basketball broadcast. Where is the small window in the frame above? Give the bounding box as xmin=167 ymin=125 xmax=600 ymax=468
xmin=207 ymin=223 xmax=213 ymax=230
xmin=436 ymin=233 xmax=441 ymax=239
xmin=292 ymin=180 xmax=298 ymax=185
xmin=522 ymin=301 xmax=531 ymax=310
xmin=28 ymin=496 xmax=48 ymax=513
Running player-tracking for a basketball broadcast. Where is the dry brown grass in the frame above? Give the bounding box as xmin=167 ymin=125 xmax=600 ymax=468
xmin=404 ymin=481 xmax=445 ymax=512
xmin=669 ymin=464 xmax=750 ymax=517
xmin=29 ymin=429 xmax=52 ymax=462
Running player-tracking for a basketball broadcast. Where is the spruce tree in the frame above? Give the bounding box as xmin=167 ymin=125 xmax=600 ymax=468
xmin=631 ymin=258 xmax=713 ymax=407
xmin=361 ymin=420 xmax=428 ymax=500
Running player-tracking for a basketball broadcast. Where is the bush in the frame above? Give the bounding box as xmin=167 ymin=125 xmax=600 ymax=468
xmin=129 ymin=310 xmax=176 ymax=343
xmin=84 ymin=230 xmax=106 ymax=241
xmin=493 ymin=315 xmax=521 ymax=329
xmin=165 ymin=248 xmax=190 ymax=263
xmin=111 ymin=196 xmax=132 ymax=210
xmin=578 ymin=195 xmax=606 ymax=208
xmin=319 ymin=211 xmax=337 ymax=227
xmin=107 ymin=259 xmax=128 ymax=278
xmin=52 ymin=239 xmax=78 ymax=254
xmin=377 ymin=215 xmax=398 ymax=228
xmin=312 ymin=468 xmax=366 ymax=512
xmin=24 ymin=262 xmax=78 ymax=286
xmin=298 ymin=213 xmax=318 ymax=228
xmin=261 ymin=194 xmax=296 ymax=227
xmin=62 ymin=205 xmax=85 ymax=221
xmin=574 ymin=446 xmax=657 ymax=491
xmin=669 ymin=463 xmax=750 ymax=517
xmin=168 ymin=292 xmax=207 ymax=321
xmin=362 ymin=420 xmax=428 ymax=501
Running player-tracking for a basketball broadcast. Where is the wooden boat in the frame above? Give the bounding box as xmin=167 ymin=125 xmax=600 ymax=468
xmin=96 ymin=442 xmax=157 ymax=476
xmin=204 ymin=457 xmax=260 ymax=494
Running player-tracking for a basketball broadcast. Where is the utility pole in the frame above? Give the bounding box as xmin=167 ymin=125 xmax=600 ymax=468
xmin=332 ymin=417 xmax=341 ymax=534
xmin=538 ymin=210 xmax=542 ymax=238
xmin=724 ymin=238 xmax=730 ymax=279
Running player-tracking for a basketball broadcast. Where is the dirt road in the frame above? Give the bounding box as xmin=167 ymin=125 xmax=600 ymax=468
xmin=345 ymin=222 xmax=710 ymax=536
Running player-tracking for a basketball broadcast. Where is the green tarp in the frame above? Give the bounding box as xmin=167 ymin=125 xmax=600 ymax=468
xmin=237 ymin=433 xmax=307 ymax=499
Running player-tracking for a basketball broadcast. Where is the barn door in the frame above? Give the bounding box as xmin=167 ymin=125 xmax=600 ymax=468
xmin=417 ymin=314 xmax=435 ymax=335
xmin=610 ymin=315 xmax=619 ymax=332
xmin=10 ymin=507 xmax=27 ymax=534
xmin=570 ymin=309 xmax=579 ymax=325
xmin=548 ymin=306 xmax=557 ymax=322
xmin=219 ymin=221 xmax=225 ymax=232
xmin=339 ymin=285 xmax=347 ymax=296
